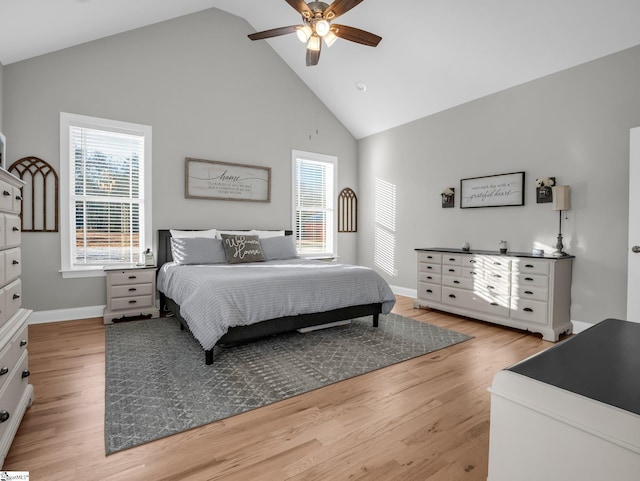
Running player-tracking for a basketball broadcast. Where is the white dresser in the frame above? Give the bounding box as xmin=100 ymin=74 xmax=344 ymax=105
xmin=414 ymin=248 xmax=573 ymax=341
xmin=0 ymin=168 xmax=33 ymax=468
xmin=103 ymin=266 xmax=159 ymax=324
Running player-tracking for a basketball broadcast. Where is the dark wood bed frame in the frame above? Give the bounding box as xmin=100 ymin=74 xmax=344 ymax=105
xmin=157 ymin=229 xmax=382 ymax=365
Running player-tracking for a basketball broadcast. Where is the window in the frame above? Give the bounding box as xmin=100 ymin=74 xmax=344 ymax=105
xmin=60 ymin=113 xmax=152 ymax=277
xmin=292 ymin=150 xmax=337 ymax=258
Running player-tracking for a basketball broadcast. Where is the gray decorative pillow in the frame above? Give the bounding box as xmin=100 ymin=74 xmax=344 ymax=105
xmin=260 ymin=235 xmax=298 ymax=260
xmin=220 ymin=234 xmax=266 ymax=264
xmin=170 ymin=237 xmax=226 ymax=265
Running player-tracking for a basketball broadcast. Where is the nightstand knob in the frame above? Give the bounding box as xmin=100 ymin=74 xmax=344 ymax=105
xmin=2 ymin=190 xmax=10 ymax=196
xmin=20 ymin=340 xmax=27 ymax=347
xmin=13 ymin=294 xmax=20 ymax=300
xmin=128 ymin=300 xmax=137 ymax=304
xmin=0 ymin=411 xmax=9 ymax=423
xmin=22 ymin=370 xmax=30 ymax=379
xmin=12 ymin=260 xmax=19 ymax=265
xmin=12 ymin=227 xmax=19 ymax=232
xmin=0 ymin=367 xmax=8 ymax=376
xmin=128 ymin=288 xmax=137 ymax=292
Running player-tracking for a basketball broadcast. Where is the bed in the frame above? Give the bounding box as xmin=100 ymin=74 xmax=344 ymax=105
xmin=156 ymin=229 xmax=396 ymax=364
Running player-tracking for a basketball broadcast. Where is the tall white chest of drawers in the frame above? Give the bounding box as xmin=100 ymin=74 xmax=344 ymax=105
xmin=0 ymin=169 xmax=33 ymax=468
xmin=414 ymin=248 xmax=573 ymax=342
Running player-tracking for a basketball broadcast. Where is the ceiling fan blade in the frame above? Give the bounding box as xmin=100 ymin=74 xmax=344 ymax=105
xmin=323 ymin=0 xmax=364 ymax=20
xmin=248 ymin=25 xmax=299 ymax=41
xmin=331 ymin=24 xmax=381 ymax=46
xmin=285 ymin=0 xmax=313 ymax=19
xmin=306 ymin=43 xmax=321 ymax=66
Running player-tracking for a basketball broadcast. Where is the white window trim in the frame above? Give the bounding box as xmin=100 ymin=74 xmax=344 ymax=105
xmin=59 ymin=112 xmax=152 ymax=278
xmin=291 ymin=149 xmax=338 ymax=259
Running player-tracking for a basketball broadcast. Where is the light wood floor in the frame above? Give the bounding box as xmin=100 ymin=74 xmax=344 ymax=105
xmin=4 ymin=296 xmax=554 ymax=480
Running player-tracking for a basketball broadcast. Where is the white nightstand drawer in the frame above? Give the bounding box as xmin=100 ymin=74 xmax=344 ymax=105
xmin=0 ymin=323 xmax=28 ymax=393
xmin=0 ymin=351 xmax=30 ymax=442
xmin=111 ymin=283 xmax=154 ymax=298
xmin=4 ymin=215 xmax=20 ymax=248
xmin=109 ymin=269 xmax=156 ymax=286
xmin=111 ymin=294 xmax=154 ymax=311
xmin=4 ymin=248 xmax=20 ymax=284
xmin=4 ymin=280 xmax=21 ymax=323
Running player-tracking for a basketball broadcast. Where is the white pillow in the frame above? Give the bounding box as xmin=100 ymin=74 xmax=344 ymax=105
xmin=170 ymin=228 xmax=217 ymax=238
xmin=216 ymin=230 xmax=251 ymax=239
xmin=251 ymin=230 xmax=285 ymax=238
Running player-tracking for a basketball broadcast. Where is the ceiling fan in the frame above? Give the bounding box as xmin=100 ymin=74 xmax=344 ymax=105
xmin=248 ymin=0 xmax=382 ymax=66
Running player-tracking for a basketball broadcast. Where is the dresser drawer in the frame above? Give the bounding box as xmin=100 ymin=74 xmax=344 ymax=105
xmin=419 ymin=272 xmax=441 ymax=285
xmin=0 ymin=351 xmax=30 ymax=442
xmin=109 ymin=269 xmax=156 ymax=286
xmin=4 ymin=280 xmax=21 ymax=323
xmin=514 ymin=284 xmax=549 ymax=302
xmin=442 ymin=275 xmax=474 ymax=290
xmin=512 ymin=258 xmax=550 ymax=276
xmin=419 ymin=262 xmax=442 ymax=274
xmin=418 ymin=282 xmax=441 ymax=302
xmin=443 ymin=255 xmax=463 ymax=266
xmin=442 ymin=265 xmax=463 ymax=276
xmin=418 ymin=252 xmax=442 ymax=264
xmin=511 ymin=298 xmax=548 ymax=324
xmin=0 ymin=181 xmax=14 ymax=213
xmin=0 ymin=323 xmax=28 ymax=393
xmin=4 ymin=248 xmax=21 ymax=284
xmin=4 ymin=215 xmax=21 ymax=248
xmin=442 ymin=286 xmax=510 ymax=316
xmin=513 ymin=273 xmax=549 ymax=289
xmin=111 ymin=294 xmax=154 ymax=311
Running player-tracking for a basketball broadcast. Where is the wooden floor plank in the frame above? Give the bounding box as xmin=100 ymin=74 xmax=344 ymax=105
xmin=4 ymin=296 xmax=554 ymax=480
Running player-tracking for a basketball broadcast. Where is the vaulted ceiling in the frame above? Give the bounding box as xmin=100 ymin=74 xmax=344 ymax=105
xmin=2 ymin=0 xmax=640 ymax=138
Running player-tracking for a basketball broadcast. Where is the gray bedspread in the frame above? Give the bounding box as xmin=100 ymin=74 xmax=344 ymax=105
xmin=157 ymin=259 xmax=396 ymax=351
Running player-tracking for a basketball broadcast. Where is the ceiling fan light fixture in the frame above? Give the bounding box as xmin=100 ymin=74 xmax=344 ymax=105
xmin=296 ymin=25 xmax=312 ymax=42
xmin=323 ymin=30 xmax=338 ymax=47
xmin=308 ymin=34 xmax=321 ymax=51
xmin=315 ymin=19 xmax=330 ymax=37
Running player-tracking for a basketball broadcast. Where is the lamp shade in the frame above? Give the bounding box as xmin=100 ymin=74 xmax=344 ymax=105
xmin=552 ymin=185 xmax=571 ymax=211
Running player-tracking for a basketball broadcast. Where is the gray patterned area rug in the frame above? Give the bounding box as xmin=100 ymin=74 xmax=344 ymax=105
xmin=104 ymin=313 xmax=472 ymax=454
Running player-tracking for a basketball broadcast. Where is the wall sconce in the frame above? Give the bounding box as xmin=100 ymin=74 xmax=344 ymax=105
xmin=536 ymin=176 xmax=555 ymax=203
xmin=551 ymin=185 xmax=571 ymax=256
xmin=441 ymin=187 xmax=455 ymax=208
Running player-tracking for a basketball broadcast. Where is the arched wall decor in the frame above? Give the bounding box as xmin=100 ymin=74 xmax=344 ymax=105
xmin=9 ymin=156 xmax=59 ymax=232
xmin=338 ymin=187 xmax=357 ymax=233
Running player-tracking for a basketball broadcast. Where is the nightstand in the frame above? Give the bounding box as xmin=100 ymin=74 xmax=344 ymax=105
xmin=103 ymin=266 xmax=160 ymax=324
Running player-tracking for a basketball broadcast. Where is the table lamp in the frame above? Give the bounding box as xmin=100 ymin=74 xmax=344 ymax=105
xmin=552 ymin=185 xmax=570 ymax=256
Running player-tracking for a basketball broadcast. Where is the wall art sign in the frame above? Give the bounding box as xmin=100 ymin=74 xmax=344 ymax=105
xmin=185 ymin=158 xmax=271 ymax=202
xmin=460 ymin=171 xmax=525 ymax=208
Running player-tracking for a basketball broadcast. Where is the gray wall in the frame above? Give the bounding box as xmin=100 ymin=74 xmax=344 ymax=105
xmin=358 ymin=45 xmax=640 ymax=325
xmin=3 ymin=9 xmax=358 ymax=312
xmin=0 ymin=60 xmax=4 ymax=132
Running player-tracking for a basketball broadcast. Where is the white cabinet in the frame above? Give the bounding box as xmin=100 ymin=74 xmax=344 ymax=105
xmin=414 ymin=249 xmax=573 ymax=341
xmin=103 ymin=267 xmax=160 ymax=324
xmin=0 ymin=169 xmax=32 ymax=469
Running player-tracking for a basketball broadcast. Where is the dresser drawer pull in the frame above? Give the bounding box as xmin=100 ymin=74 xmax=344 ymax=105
xmin=524 ymin=290 xmax=534 ymax=295
xmin=448 ymin=258 xmax=456 ymax=261
xmin=426 ymin=289 xmax=433 ymax=293
xmin=524 ymin=277 xmax=534 ymax=282
xmin=12 ymin=260 xmax=19 ymax=265
xmin=426 ymin=266 xmax=433 ymax=270
xmin=453 ymin=280 xmax=460 ymax=284
xmin=0 ymin=411 xmax=9 ymax=423
xmin=493 ymin=274 xmax=502 ymax=278
xmin=128 ymin=275 xmax=137 ymax=279
xmin=470 ymin=271 xmax=477 ymax=276
xmin=470 ymin=259 xmax=477 ymax=263
xmin=0 ymin=367 xmax=8 ymax=376
xmin=523 ymin=307 xmax=534 ymax=312
xmin=448 ymin=268 xmax=455 ymax=272
xmin=16 ymin=195 xmax=22 ymax=201
xmin=427 ymin=255 xmax=433 ymax=259
xmin=20 ymin=340 xmax=27 ymax=347
xmin=448 ymin=294 xmax=456 ymax=299
xmin=21 ymin=370 xmax=30 ymax=379
xmin=493 ymin=261 xmax=502 ymax=266
xmin=13 ymin=294 xmax=20 ymax=300
xmin=12 ymin=226 xmax=19 ymax=232
xmin=490 ymin=302 xmax=499 ymax=306
xmin=128 ymin=288 xmax=137 ymax=292
xmin=525 ymin=264 xmax=535 ymax=268
xmin=426 ymin=276 xmax=433 ymax=280
xmin=2 ymin=190 xmax=10 ymax=196
xmin=128 ymin=300 xmax=137 ymax=304
xmin=487 ymin=285 xmax=495 ymax=289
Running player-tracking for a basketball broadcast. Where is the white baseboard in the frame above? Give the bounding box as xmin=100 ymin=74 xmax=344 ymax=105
xmin=390 ymin=285 xmax=417 ymax=299
xmin=28 ymin=305 xmax=106 ymax=325
xmin=571 ymin=320 xmax=593 ymax=335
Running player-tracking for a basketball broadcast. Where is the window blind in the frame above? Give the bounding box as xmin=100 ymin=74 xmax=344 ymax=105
xmin=294 ymin=157 xmax=334 ymax=256
xmin=70 ymin=126 xmax=145 ymax=265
